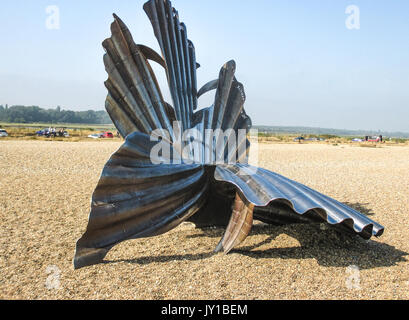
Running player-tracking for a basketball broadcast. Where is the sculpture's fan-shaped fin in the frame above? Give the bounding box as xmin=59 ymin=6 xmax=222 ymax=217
xmin=194 ymin=62 xmax=250 ymax=164
xmin=73 ymin=132 xmax=209 ymax=269
xmin=144 ymin=0 xmax=199 ymax=131
xmin=214 ymin=164 xmax=384 ymax=242
xmin=103 ymin=14 xmax=174 ymax=138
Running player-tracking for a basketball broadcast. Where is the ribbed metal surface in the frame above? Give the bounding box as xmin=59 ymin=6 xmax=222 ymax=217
xmin=103 ymin=14 xmax=174 ymax=138
xmin=214 ymin=165 xmax=384 ymax=239
xmin=73 ymin=0 xmax=384 ymax=269
xmin=74 ymin=132 xmax=209 ymax=269
xmin=144 ymin=0 xmax=198 ymax=131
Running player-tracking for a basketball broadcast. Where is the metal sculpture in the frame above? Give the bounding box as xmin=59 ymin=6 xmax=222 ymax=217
xmin=73 ymin=0 xmax=384 ymax=269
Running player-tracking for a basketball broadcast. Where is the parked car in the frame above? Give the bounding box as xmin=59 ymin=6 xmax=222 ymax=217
xmin=0 ymin=129 xmax=8 ymax=137
xmin=88 ymin=132 xmax=114 ymax=139
xmin=36 ymin=129 xmax=49 ymax=136
xmin=100 ymin=131 xmax=114 ymax=138
xmin=368 ymin=136 xmax=381 ymax=142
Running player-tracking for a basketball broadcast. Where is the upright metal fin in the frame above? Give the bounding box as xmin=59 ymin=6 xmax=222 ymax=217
xmin=103 ymin=14 xmax=174 ymax=138
xmin=144 ymin=0 xmax=199 ymax=131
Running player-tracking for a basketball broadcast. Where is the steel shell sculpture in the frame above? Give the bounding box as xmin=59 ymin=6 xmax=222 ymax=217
xmin=74 ymin=0 xmax=384 ymax=269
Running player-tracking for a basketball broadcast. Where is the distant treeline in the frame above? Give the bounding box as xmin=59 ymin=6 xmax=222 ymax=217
xmin=254 ymin=125 xmax=409 ymax=139
xmin=0 ymin=105 xmax=112 ymax=125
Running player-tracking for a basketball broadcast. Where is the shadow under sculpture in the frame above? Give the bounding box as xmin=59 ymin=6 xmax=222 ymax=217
xmin=73 ymin=0 xmax=384 ymax=269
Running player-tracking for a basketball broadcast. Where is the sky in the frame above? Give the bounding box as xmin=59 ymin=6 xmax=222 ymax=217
xmin=0 ymin=0 xmax=408 ymax=132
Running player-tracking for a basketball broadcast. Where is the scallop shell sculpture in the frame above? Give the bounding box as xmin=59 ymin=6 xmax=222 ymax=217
xmin=73 ymin=0 xmax=384 ymax=269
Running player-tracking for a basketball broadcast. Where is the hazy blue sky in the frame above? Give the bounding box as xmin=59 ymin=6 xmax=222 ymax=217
xmin=1 ymin=0 xmax=408 ymax=132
